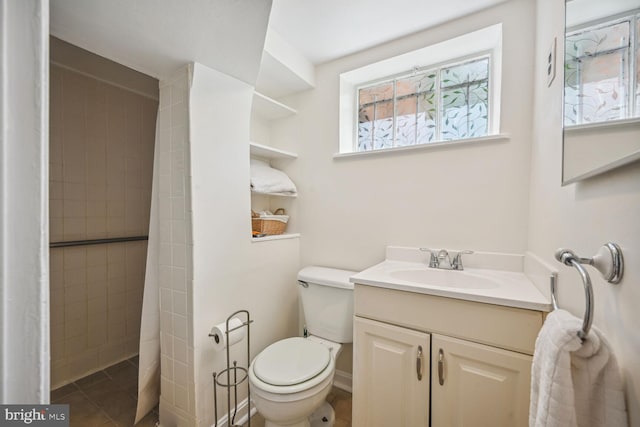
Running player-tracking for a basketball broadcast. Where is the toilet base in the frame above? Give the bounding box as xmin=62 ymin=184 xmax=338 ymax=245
xmin=263 ymin=401 xmax=334 ymax=427
xmin=310 ymin=402 xmax=335 ymax=427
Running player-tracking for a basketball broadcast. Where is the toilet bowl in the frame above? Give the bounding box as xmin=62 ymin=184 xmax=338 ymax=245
xmin=248 ymin=266 xmax=355 ymax=427
xmin=249 ymin=336 xmax=340 ymax=427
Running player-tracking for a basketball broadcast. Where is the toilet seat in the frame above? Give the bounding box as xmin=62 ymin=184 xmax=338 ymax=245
xmin=253 ymin=337 xmax=331 ymax=386
xmin=249 ymin=338 xmax=336 ymax=395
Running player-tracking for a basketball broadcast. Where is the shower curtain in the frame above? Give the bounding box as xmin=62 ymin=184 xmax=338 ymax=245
xmin=135 ymin=110 xmax=162 ymax=423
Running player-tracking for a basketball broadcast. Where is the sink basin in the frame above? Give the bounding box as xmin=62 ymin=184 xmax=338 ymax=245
xmin=389 ymin=268 xmax=500 ymax=289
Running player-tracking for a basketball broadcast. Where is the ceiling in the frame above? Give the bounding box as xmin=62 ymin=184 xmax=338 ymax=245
xmin=268 ymin=0 xmax=507 ymax=64
xmin=50 ymin=0 xmax=507 ymax=84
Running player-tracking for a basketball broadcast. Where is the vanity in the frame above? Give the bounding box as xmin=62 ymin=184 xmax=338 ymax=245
xmin=350 ymin=247 xmax=552 ymax=427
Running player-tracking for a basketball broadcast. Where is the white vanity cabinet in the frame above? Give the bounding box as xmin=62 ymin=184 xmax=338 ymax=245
xmin=431 ymin=334 xmax=532 ymax=427
xmin=352 ymin=284 xmax=544 ymax=427
xmin=353 ymin=317 xmax=430 ymax=427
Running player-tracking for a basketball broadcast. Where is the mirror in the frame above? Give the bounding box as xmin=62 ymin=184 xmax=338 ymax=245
xmin=562 ymin=0 xmax=640 ymax=184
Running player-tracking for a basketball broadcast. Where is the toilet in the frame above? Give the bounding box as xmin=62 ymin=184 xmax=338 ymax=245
xmin=249 ymin=266 xmax=355 ymax=427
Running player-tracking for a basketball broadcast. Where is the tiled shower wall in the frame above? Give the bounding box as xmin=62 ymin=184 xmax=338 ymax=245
xmin=156 ymin=66 xmax=196 ymax=426
xmin=49 ymin=63 xmax=158 ymax=388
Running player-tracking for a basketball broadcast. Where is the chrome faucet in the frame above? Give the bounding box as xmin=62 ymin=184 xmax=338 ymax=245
xmin=420 ymin=248 xmax=474 ymax=271
xmin=451 ymin=250 xmax=474 ymax=270
xmin=437 ymin=249 xmax=452 ymax=269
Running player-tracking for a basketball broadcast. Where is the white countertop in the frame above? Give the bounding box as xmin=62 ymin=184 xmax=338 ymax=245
xmin=350 ymin=260 xmax=552 ymax=312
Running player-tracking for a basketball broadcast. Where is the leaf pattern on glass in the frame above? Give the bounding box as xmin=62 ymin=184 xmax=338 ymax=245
xmin=394 ymin=74 xmax=438 ymax=146
xmin=564 ymin=19 xmax=633 ymax=125
xmin=374 ymin=100 xmax=394 ymax=149
xmin=417 ymin=93 xmax=437 ymax=143
xmin=356 ymin=55 xmax=491 ymax=151
xmin=358 ymin=105 xmax=373 ymax=151
xmin=396 ymin=96 xmax=418 ymax=146
xmin=440 ymin=58 xmax=489 ymax=140
xmin=358 ymin=82 xmax=394 ymax=151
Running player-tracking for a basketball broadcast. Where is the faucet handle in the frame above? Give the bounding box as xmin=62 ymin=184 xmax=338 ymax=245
xmin=420 ymin=248 xmax=440 ymax=268
xmin=452 ymin=250 xmax=474 ymax=270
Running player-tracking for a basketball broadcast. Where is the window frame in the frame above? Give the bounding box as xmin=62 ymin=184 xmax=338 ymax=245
xmin=338 ymin=24 xmax=503 ymax=156
xmin=353 ymin=53 xmax=493 ymax=153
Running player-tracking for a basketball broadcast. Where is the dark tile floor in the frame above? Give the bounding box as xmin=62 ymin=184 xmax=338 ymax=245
xmin=327 ymin=387 xmax=352 ymax=427
xmin=53 ymin=361 xmax=351 ymax=427
xmin=51 ymin=357 xmax=158 ymax=426
xmin=242 ymin=386 xmax=352 ymax=427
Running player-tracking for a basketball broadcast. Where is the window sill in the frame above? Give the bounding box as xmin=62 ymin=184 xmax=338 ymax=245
xmin=333 ymin=133 xmax=510 ymax=160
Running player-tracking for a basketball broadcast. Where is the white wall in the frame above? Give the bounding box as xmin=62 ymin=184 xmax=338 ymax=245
xmin=273 ymin=0 xmax=536 ymax=271
xmin=189 ymin=63 xmax=300 ymax=427
xmin=0 ymin=0 xmax=50 ymax=403
xmin=271 ymin=0 xmax=536 ymax=376
xmin=529 ymin=1 xmax=640 ymax=424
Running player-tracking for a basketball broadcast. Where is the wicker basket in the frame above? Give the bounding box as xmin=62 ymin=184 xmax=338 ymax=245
xmin=252 ymin=208 xmax=289 ymax=235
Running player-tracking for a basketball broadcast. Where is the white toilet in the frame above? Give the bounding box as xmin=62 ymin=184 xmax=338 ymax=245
xmin=249 ymin=266 xmax=355 ymax=427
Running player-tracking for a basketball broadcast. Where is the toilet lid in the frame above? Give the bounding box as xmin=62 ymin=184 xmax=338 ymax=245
xmin=253 ymin=337 xmax=331 ymax=386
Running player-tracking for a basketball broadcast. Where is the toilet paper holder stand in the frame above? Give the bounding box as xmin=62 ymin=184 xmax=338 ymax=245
xmin=211 ymin=309 xmax=253 ymax=427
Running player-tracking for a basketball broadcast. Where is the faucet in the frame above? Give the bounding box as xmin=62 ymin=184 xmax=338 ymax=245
xmin=437 ymin=249 xmax=452 ymax=269
xmin=420 ymin=248 xmax=474 ymax=270
xmin=451 ymin=250 xmax=474 ymax=270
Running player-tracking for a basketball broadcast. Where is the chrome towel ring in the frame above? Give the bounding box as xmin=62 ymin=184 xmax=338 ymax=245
xmin=552 ymin=243 xmax=624 ymax=341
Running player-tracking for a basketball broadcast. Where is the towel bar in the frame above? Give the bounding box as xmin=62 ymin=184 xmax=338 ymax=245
xmin=552 ymin=242 xmax=623 ymax=340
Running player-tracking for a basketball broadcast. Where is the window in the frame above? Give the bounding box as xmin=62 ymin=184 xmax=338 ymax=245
xmin=564 ymin=13 xmax=640 ymax=126
xmin=338 ymin=24 xmax=502 ymax=155
xmin=356 ymin=57 xmax=490 ymax=151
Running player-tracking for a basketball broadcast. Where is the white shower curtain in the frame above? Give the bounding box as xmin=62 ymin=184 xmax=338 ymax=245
xmin=135 ymin=110 xmax=162 ymax=423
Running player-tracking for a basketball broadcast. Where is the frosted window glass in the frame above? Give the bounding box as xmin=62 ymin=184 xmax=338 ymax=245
xmin=356 ymin=55 xmax=490 ymax=152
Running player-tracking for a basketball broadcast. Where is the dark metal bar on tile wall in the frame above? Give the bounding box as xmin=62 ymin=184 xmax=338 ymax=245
xmin=49 ymin=235 xmax=149 ymax=248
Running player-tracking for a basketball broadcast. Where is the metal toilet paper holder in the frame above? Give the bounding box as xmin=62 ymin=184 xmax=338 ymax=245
xmin=210 ymin=310 xmax=253 ymax=427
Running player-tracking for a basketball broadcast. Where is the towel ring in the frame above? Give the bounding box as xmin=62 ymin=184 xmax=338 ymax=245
xmin=552 ymin=242 xmax=624 ymax=341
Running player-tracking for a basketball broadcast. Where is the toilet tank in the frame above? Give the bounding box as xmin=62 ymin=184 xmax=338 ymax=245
xmin=297 ymin=266 xmax=356 ymax=343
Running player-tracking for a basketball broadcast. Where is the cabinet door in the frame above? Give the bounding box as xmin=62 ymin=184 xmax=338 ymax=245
xmin=431 ymin=334 xmax=532 ymax=427
xmin=353 ymin=317 xmax=430 ymax=427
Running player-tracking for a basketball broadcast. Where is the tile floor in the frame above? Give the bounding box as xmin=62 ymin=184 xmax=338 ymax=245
xmin=50 ymin=356 xmax=158 ymax=426
xmin=53 ymin=361 xmax=351 ymax=427
xmin=243 ymin=386 xmax=352 ymax=427
xmin=327 ymin=387 xmax=353 ymax=427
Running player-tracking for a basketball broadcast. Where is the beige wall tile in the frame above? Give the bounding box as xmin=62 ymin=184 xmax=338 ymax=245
xmin=50 ymin=56 xmax=157 ymax=386
xmin=86 ymin=217 xmax=107 ymax=238
xmin=86 ymin=245 xmax=107 ymax=265
xmin=50 ymin=181 xmax=63 ymax=200
xmin=63 ymin=268 xmax=86 ymax=288
xmin=87 ymin=280 xmax=107 ymax=300
xmin=63 ymin=182 xmax=86 ymax=201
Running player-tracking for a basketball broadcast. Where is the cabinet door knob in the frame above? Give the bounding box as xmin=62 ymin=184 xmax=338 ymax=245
xmin=416 ymin=345 xmax=423 ymax=381
xmin=438 ymin=348 xmax=445 ymax=386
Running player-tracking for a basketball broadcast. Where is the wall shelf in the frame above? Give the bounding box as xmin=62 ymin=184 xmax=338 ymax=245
xmin=250 ymin=142 xmax=298 ymax=160
xmin=252 ymin=233 xmax=300 ymax=243
xmin=251 ymin=190 xmax=297 ymax=198
xmin=252 ymin=91 xmax=297 ymax=120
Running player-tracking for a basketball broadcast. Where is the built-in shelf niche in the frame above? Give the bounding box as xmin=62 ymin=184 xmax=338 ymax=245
xmin=252 ymin=91 xmax=297 ymax=120
xmin=250 ymin=142 xmax=297 ymax=160
xmin=250 ymin=90 xmax=299 ymax=242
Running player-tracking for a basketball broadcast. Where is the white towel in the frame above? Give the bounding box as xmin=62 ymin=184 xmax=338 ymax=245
xmin=250 ymin=159 xmax=297 ymax=195
xmin=529 ymin=309 xmax=628 ymax=427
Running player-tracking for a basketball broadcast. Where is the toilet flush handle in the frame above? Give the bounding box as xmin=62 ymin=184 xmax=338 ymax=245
xmin=298 ymin=280 xmax=309 ymax=288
